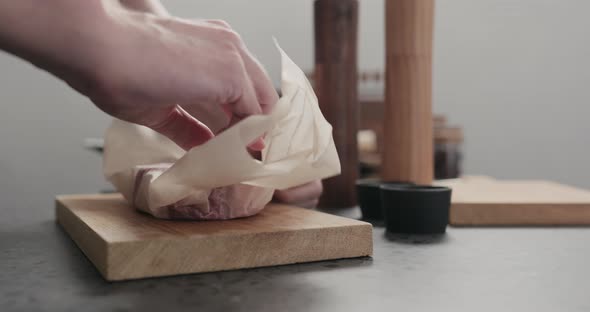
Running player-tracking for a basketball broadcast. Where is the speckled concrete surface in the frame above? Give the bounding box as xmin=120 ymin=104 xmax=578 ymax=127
xmin=2 ymin=204 xmax=590 ymax=312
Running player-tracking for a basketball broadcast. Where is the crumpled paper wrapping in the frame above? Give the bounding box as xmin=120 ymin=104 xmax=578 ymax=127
xmin=103 ymin=40 xmax=341 ymax=220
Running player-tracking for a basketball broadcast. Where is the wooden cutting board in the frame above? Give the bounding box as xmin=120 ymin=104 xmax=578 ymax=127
xmin=435 ymin=177 xmax=590 ymax=226
xmin=56 ymin=194 xmax=373 ymax=281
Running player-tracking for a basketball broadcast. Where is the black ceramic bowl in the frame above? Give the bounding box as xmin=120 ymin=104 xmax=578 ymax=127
xmin=380 ymin=185 xmax=452 ymax=234
xmin=356 ymin=179 xmax=414 ymax=220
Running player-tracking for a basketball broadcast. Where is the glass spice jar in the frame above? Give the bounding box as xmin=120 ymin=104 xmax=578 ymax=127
xmin=434 ymin=126 xmax=463 ymax=179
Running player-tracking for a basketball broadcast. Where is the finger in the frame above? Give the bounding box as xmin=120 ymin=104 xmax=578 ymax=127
xmin=273 ymin=180 xmax=323 ymax=204
xmin=158 ymin=19 xmax=269 ymax=149
xmin=235 ymin=45 xmax=277 ymax=150
xmin=169 ymin=19 xmax=264 ymax=119
xmin=203 ymin=20 xmax=277 ymax=113
xmin=226 ymin=59 xmax=263 ymax=119
xmin=180 ymin=102 xmax=228 ymax=135
xmin=238 ymin=48 xmax=278 ymax=114
xmin=231 ymin=47 xmax=276 ymax=151
xmin=248 ymin=137 xmax=266 ymax=151
xmin=161 ymin=19 xmax=273 ymax=118
xmin=148 ymin=105 xmax=215 ymax=150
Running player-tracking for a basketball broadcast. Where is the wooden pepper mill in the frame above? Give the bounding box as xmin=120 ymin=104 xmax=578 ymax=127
xmin=314 ymin=0 xmax=359 ymax=208
xmin=314 ymin=0 xmax=434 ymax=207
xmin=382 ymin=0 xmax=435 ymax=184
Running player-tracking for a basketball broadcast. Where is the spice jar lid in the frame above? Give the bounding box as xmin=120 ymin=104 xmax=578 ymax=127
xmin=380 ymin=185 xmax=452 ymax=234
xmin=356 ymin=179 xmax=414 ymax=221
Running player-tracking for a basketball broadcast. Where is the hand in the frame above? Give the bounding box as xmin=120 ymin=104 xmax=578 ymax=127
xmin=273 ymin=180 xmax=323 ymax=208
xmin=83 ymin=4 xmax=278 ymax=150
xmin=0 ymin=0 xmax=278 ymax=151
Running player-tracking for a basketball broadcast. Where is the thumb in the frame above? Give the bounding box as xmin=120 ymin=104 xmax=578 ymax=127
xmin=148 ymin=105 xmax=214 ymax=150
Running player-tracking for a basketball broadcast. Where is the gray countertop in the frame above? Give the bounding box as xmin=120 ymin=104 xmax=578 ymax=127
xmin=2 ymin=203 xmax=590 ymax=312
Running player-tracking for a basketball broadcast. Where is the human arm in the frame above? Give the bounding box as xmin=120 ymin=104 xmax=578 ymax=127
xmin=0 ymin=0 xmax=276 ymax=150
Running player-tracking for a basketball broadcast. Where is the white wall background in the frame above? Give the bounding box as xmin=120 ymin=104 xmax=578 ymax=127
xmin=1 ymin=0 xmax=589 ymax=220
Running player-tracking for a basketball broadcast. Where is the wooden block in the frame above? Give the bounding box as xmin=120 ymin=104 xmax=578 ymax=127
xmin=435 ymin=178 xmax=590 ymax=226
xmin=55 ymin=194 xmax=373 ymax=281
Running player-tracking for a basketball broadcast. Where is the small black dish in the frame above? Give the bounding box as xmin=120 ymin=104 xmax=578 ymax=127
xmin=381 ymin=185 xmax=452 ymax=234
xmin=356 ymin=179 xmax=414 ymax=220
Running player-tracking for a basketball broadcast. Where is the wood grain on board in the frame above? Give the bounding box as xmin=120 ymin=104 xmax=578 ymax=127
xmin=436 ymin=177 xmax=590 ymax=226
xmin=56 ymin=194 xmax=373 ymax=281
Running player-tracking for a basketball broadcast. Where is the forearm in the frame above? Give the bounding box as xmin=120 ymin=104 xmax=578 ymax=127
xmin=0 ymin=0 xmax=107 ymax=77
xmin=0 ymin=0 xmax=275 ymax=152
